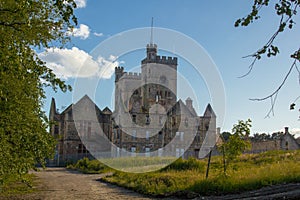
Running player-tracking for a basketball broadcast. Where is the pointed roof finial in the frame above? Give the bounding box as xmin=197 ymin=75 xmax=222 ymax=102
xmin=150 ymin=17 xmax=154 ymax=45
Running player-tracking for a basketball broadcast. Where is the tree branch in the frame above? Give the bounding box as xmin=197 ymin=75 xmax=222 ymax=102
xmin=250 ymin=58 xmax=298 ymax=117
xmin=239 ymin=2 xmax=298 ymax=78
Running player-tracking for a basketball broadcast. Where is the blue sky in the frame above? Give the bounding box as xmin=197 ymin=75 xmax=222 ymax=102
xmin=43 ymin=0 xmax=300 ymax=136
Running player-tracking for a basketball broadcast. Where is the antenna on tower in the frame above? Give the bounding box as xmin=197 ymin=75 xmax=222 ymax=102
xmin=150 ymin=17 xmax=154 ymax=45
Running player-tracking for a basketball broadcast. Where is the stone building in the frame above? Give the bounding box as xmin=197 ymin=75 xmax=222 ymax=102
xmin=49 ymin=95 xmax=113 ymax=165
xmin=49 ymin=42 xmax=217 ymax=165
xmin=249 ymin=127 xmax=300 ymax=153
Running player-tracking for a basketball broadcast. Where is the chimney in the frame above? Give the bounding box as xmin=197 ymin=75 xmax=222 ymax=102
xmin=216 ymin=127 xmax=221 ymax=135
xmin=185 ymin=97 xmax=193 ymax=110
xmin=284 ymin=127 xmax=289 ymax=134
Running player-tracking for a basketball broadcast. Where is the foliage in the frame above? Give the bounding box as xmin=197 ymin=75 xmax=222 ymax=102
xmin=67 ymin=157 xmax=112 ymax=174
xmin=221 ymin=131 xmax=231 ymax=141
xmin=235 ymin=0 xmax=299 ymax=61
xmin=102 ymin=150 xmax=300 ymax=196
xmin=235 ymin=0 xmax=300 ymax=116
xmin=0 ymin=0 xmax=77 ymax=184
xmin=219 ymin=119 xmax=252 ymax=173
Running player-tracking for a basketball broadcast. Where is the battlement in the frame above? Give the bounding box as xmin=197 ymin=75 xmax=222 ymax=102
xmin=115 ymin=66 xmax=124 ymax=72
xmin=115 ymin=66 xmax=125 ymax=82
xmin=121 ymin=72 xmax=142 ymax=80
xmin=141 ymin=55 xmax=178 ymax=65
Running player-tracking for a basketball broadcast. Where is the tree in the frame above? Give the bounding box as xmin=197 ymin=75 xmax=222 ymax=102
xmin=251 ymin=132 xmax=271 ymax=141
xmin=219 ymin=119 xmax=252 ymax=174
xmin=221 ymin=131 xmax=231 ymax=142
xmin=0 ymin=0 xmax=77 ymax=184
xmin=235 ymin=0 xmax=300 ymax=117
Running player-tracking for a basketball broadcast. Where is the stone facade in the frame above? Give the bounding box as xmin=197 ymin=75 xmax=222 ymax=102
xmin=49 ymin=43 xmax=217 ymax=165
xmin=49 ymin=95 xmax=113 ymax=165
xmin=249 ymin=127 xmax=300 ymax=153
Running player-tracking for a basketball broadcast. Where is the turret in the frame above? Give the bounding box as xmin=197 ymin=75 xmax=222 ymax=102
xmin=146 ymin=43 xmax=157 ymax=60
xmin=115 ymin=66 xmax=124 ymax=82
xmin=141 ymin=44 xmax=177 ymax=66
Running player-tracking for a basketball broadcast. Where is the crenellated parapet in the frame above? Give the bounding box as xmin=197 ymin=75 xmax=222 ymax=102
xmin=141 ymin=55 xmax=178 ymax=66
xmin=115 ymin=66 xmax=142 ymax=82
xmin=122 ymin=72 xmax=142 ymax=80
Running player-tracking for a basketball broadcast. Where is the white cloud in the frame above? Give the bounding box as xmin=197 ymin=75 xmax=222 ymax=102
xmin=289 ymin=128 xmax=300 ymax=138
xmin=74 ymin=0 xmax=87 ymax=8
xmin=93 ymin=32 xmax=103 ymax=37
xmin=69 ymin=24 xmax=90 ymax=39
xmin=39 ymin=47 xmax=119 ymax=79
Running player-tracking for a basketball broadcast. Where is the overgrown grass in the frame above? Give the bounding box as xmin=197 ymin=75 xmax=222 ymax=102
xmin=68 ymin=156 xmax=178 ymax=173
xmin=67 ymin=157 xmax=113 ymax=174
xmin=71 ymin=150 xmax=300 ymax=196
xmin=0 ymin=173 xmax=37 ymax=197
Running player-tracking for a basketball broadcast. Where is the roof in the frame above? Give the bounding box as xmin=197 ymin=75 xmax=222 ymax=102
xmin=102 ymin=107 xmax=112 ymax=114
xmin=167 ymin=99 xmax=197 ymax=117
xmin=203 ymin=104 xmax=216 ymax=118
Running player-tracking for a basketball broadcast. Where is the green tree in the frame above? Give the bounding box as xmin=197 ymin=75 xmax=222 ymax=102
xmin=0 ymin=0 xmax=77 ymax=184
xmin=219 ymin=119 xmax=252 ymax=174
xmin=221 ymin=131 xmax=231 ymax=142
xmin=235 ymin=0 xmax=300 ymax=116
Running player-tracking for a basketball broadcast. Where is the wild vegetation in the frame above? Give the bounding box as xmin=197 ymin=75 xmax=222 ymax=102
xmin=69 ymin=150 xmax=300 ymax=196
xmin=0 ymin=0 xmax=76 ymax=187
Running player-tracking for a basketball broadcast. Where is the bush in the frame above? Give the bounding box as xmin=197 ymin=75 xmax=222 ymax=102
xmin=67 ymin=157 xmax=111 ymax=174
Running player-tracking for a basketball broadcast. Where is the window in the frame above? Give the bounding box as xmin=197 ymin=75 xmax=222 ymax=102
xmin=158 ymin=131 xmax=163 ymax=140
xmin=158 ymin=148 xmax=163 ymax=157
xmin=146 ymin=115 xmax=150 ymax=125
xmin=176 ymin=148 xmax=180 ymax=157
xmin=78 ymin=144 xmax=82 ymax=154
xmin=159 ymin=116 xmax=163 ymax=125
xmin=68 ymin=111 xmax=72 ymax=120
xmin=180 ymin=132 xmax=184 ymax=141
xmin=145 ymin=147 xmax=150 ymax=157
xmin=114 ymin=129 xmax=120 ymax=139
xmin=205 ymin=124 xmax=209 ymax=131
xmin=131 ymin=147 xmax=136 ymax=152
xmin=180 ymin=148 xmax=185 ymax=158
xmin=184 ymin=118 xmax=188 ymax=127
xmin=131 ymin=146 xmax=136 ymax=157
xmin=116 ymin=147 xmax=120 ymax=157
xmin=176 ymin=132 xmax=184 ymax=141
xmin=132 ymin=114 xmax=136 ymax=123
xmin=155 ymin=94 xmax=159 ymax=103
xmin=54 ymin=125 xmax=59 ymax=135
xmin=132 ymin=130 xmax=136 ymax=140
xmin=146 ymin=131 xmax=150 ymax=140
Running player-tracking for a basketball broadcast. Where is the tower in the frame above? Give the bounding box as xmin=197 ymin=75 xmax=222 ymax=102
xmin=141 ymin=43 xmax=178 ymax=112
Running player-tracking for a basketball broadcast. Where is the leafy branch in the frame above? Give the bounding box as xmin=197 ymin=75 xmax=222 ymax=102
xmin=235 ymin=0 xmax=300 ymax=117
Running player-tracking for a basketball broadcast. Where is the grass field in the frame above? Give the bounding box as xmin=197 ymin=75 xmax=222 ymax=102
xmin=68 ymin=150 xmax=300 ymax=196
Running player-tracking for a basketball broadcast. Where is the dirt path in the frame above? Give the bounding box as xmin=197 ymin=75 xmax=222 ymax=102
xmin=26 ymin=168 xmax=159 ymax=200
xmin=2 ymin=168 xmax=300 ymax=200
